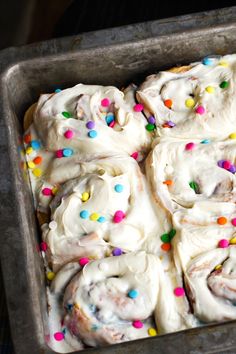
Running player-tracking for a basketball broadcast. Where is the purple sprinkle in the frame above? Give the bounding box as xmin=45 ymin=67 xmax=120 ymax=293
xmin=167 ymin=120 xmax=176 ymax=127
xmin=229 ymin=165 xmax=236 ymax=174
xmin=112 ymin=248 xmax=123 ymax=256
xmin=86 ymin=121 xmax=95 ymax=129
xmin=148 ymin=116 xmax=156 ymax=124
xmin=217 ymin=160 xmax=225 ymax=168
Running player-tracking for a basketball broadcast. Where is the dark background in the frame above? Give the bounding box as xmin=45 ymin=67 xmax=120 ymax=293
xmin=0 ymin=1 xmax=236 ymax=353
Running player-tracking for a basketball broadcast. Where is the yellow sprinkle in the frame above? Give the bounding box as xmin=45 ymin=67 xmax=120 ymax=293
xmin=219 ymin=61 xmax=228 ymax=67
xmin=82 ymin=192 xmax=90 ymax=202
xmin=27 ymin=161 xmax=35 ymax=169
xmin=90 ymin=212 xmax=99 ymax=221
xmin=26 ymin=147 xmax=33 ymax=155
xmin=74 ymin=303 xmax=80 ymax=309
xmin=46 ymin=272 xmax=55 ymax=281
xmin=205 ymin=86 xmax=215 ymax=94
xmin=215 ymin=264 xmax=222 ymax=270
xmin=32 ymin=168 xmax=42 ymax=177
xmin=148 ymin=328 xmax=157 ymax=336
xmin=230 ymin=237 xmax=236 ymax=244
xmin=52 ymin=187 xmax=58 ymax=195
xmin=229 ymin=132 xmax=236 ymax=139
xmin=185 ymin=98 xmax=195 ymax=108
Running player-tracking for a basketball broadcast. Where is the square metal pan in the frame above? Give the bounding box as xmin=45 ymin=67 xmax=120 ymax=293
xmin=1 ymin=6 xmax=236 ymax=354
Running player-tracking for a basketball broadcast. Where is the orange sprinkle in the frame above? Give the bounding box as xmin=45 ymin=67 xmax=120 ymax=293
xmin=163 ymin=180 xmax=173 ymax=186
xmin=161 ymin=243 xmax=171 ymax=252
xmin=33 ymin=156 xmax=42 ymax=165
xmin=162 ymin=123 xmax=170 ymax=128
xmin=164 ymin=99 xmax=173 ymax=109
xmin=217 ymin=217 xmax=227 ymax=225
xmin=24 ymin=134 xmax=31 ymax=144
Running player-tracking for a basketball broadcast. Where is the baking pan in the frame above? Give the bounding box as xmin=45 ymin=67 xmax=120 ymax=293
xmin=1 ymin=6 xmax=236 ymax=354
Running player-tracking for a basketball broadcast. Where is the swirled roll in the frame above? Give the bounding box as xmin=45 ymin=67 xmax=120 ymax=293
xmin=137 ymin=54 xmax=236 ymax=140
xmin=146 ymin=138 xmax=236 ymax=213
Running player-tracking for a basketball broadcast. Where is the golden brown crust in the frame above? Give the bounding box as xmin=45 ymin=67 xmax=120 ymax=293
xmin=23 ymin=102 xmax=37 ymax=131
xmin=167 ymin=65 xmax=192 ymax=74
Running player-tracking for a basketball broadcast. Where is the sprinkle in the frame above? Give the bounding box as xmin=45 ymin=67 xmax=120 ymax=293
xmin=218 ymin=239 xmax=229 ymax=248
xmin=89 ymin=304 xmax=96 ymax=313
xmin=109 ymin=120 xmax=115 ymax=128
xmin=40 ymin=242 xmax=48 ymax=252
xmin=164 ymin=99 xmax=172 ymax=108
xmin=185 ymin=98 xmax=195 ymax=108
xmin=54 ymin=332 xmax=64 ymax=341
xmin=219 ymin=81 xmax=229 ymax=89
xmin=205 ymin=86 xmax=215 ymax=93
xmin=64 ymin=130 xmax=74 ymax=139
xmin=201 ymin=139 xmax=211 ymax=144
xmin=33 ymin=156 xmax=42 ymax=165
xmin=62 ymin=111 xmax=72 ymax=118
xmin=114 ymin=184 xmax=124 ymax=193
xmin=169 ymin=229 xmax=176 ymax=240
xmin=24 ymin=134 xmax=31 ymax=144
xmin=229 ymin=132 xmax=236 ymax=139
xmin=106 ymin=114 xmax=115 ymax=125
xmin=91 ymin=324 xmax=100 ymax=332
xmin=215 ymin=264 xmax=222 ymax=270
xmin=42 ymin=188 xmax=53 ymax=196
xmin=132 ymin=320 xmax=143 ymax=329
xmin=189 ymin=181 xmax=199 ymax=193
xmin=229 ymin=165 xmax=236 ymax=174
xmin=32 ymin=168 xmax=42 ymax=177
xmin=161 ymin=233 xmax=170 ymax=243
xmin=231 ymin=218 xmax=236 ymax=226
xmin=88 ymin=130 xmax=98 ymax=138
xmin=90 ymin=213 xmax=99 ymax=221
xmin=101 ymin=98 xmax=110 ymax=107
xmin=27 ymin=161 xmax=35 ymax=169
xmin=174 ymin=287 xmax=185 ymax=297
xmin=161 ymin=243 xmax=171 ymax=252
xmin=81 ymin=192 xmax=90 ymax=202
xmin=166 ymin=120 xmax=176 ymax=127
xmin=31 ymin=140 xmax=41 ymax=150
xmin=112 ymin=248 xmax=122 ymax=256
xmin=56 ymin=149 xmax=63 ymax=158
xmin=217 ymin=217 xmax=227 ymax=225
xmin=195 ymin=106 xmax=205 ymax=115
xmin=80 ymin=210 xmax=89 ymax=219
xmin=217 ymin=160 xmax=225 ymax=168
xmin=219 ymin=61 xmax=228 ymax=67
xmin=113 ymin=210 xmax=125 ymax=223
xmin=148 ymin=328 xmax=157 ymax=336
xmin=163 ymin=180 xmax=173 ymax=186
xmin=148 ymin=116 xmax=156 ymax=124
xmin=26 ymin=147 xmax=33 ymax=155
xmin=128 ymin=289 xmax=139 ymax=299
xmin=145 ymin=123 xmax=155 ymax=132
xmin=230 ymin=237 xmax=236 ymax=244
xmin=222 ymin=160 xmax=231 ymax=170
xmin=185 ymin=142 xmax=195 ymax=151
xmin=79 ymin=257 xmax=90 ymax=267
xmin=47 ymin=272 xmax=55 ymax=281
xmin=97 ymin=216 xmax=106 ymax=223
xmin=86 ymin=121 xmax=95 ymax=129
xmin=133 ymin=103 xmax=144 ymax=112
xmin=55 ymin=88 xmax=61 ymax=93
xmin=52 ymin=187 xmax=58 ymax=195
xmin=202 ymin=57 xmax=214 ymax=65
xmin=63 ymin=148 xmax=73 ymax=157
xmin=131 ymin=151 xmax=139 ymax=160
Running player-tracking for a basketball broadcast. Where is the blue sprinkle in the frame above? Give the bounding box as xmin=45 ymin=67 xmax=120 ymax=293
xmin=63 ymin=148 xmax=73 ymax=157
xmin=128 ymin=289 xmax=139 ymax=299
xmin=31 ymin=140 xmax=41 ymax=150
xmin=105 ymin=113 xmax=115 ymax=125
xmin=55 ymin=88 xmax=62 ymax=93
xmin=201 ymin=139 xmax=211 ymax=144
xmin=88 ymin=130 xmax=98 ymax=138
xmin=80 ymin=210 xmax=89 ymax=219
xmin=114 ymin=184 xmax=124 ymax=193
xmin=89 ymin=304 xmax=97 ymax=313
xmin=62 ymin=328 xmax=66 ymax=334
xmin=97 ymin=216 xmax=106 ymax=223
xmin=202 ymin=57 xmax=214 ymax=66
xmin=91 ymin=324 xmax=100 ymax=332
xmin=67 ymin=304 xmax=73 ymax=311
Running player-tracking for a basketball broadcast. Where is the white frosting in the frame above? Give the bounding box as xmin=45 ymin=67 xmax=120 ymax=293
xmin=137 ymin=54 xmax=236 ymax=140
xmin=146 ymin=138 xmax=236 ymax=213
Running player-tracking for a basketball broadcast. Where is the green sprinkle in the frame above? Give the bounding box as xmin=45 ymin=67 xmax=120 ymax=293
xmin=145 ymin=123 xmax=155 ymax=132
xmin=62 ymin=111 xmax=73 ymax=118
xmin=189 ymin=181 xmax=199 ymax=194
xmin=169 ymin=229 xmax=176 ymax=240
xmin=219 ymin=81 xmax=229 ymax=89
xmin=160 ymin=233 xmax=170 ymax=243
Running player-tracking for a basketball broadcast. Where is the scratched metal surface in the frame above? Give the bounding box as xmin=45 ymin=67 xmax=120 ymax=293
xmin=1 ymin=6 xmax=236 ymax=354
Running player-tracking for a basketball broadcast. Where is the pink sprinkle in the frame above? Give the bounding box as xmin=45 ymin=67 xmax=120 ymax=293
xmin=42 ymin=187 xmax=52 ymax=196
xmin=54 ymin=332 xmax=64 ymax=341
xmin=56 ymin=149 xmax=63 ymax=158
xmin=40 ymin=242 xmax=48 ymax=252
xmin=195 ymin=106 xmax=205 ymax=115
xmin=174 ymin=287 xmax=185 ymax=297
xmin=79 ymin=257 xmax=90 ymax=267
xmin=101 ymin=98 xmax=110 ymax=107
xmin=133 ymin=103 xmax=144 ymax=112
xmin=231 ymin=218 xmax=236 ymax=226
xmin=218 ymin=239 xmax=229 ymax=248
xmin=64 ymin=130 xmax=74 ymax=139
xmin=131 ymin=151 xmax=139 ymax=160
xmin=109 ymin=120 xmax=115 ymax=128
xmin=113 ymin=210 xmax=125 ymax=223
xmin=222 ymin=160 xmax=231 ymax=170
xmin=185 ymin=142 xmax=196 ymax=151
xmin=132 ymin=320 xmax=143 ymax=329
